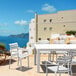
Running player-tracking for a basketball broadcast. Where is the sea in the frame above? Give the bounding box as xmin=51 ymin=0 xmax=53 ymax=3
xmin=0 ymin=36 xmax=29 ymax=51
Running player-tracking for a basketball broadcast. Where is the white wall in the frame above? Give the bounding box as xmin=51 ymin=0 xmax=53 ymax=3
xmin=29 ymin=19 xmax=35 ymax=43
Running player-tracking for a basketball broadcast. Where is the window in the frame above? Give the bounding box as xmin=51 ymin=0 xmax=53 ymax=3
xmin=61 ymin=17 xmax=63 ymax=19
xmin=49 ymin=27 xmax=52 ymax=30
xmin=44 ymin=27 xmax=47 ymax=30
xmin=31 ymin=37 xmax=33 ymax=39
xmin=39 ymin=38 xmax=41 ymax=40
xmin=47 ymin=38 xmax=50 ymax=41
xmin=33 ymin=21 xmax=34 ymax=23
xmin=50 ymin=19 xmax=52 ymax=22
xmin=44 ymin=19 xmax=46 ymax=22
xmin=30 ymin=29 xmax=31 ymax=31
xmin=63 ymin=25 xmax=65 ymax=27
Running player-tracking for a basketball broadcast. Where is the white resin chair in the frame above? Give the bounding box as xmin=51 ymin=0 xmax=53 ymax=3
xmin=9 ymin=42 xmax=29 ymax=70
xmin=68 ymin=50 xmax=76 ymax=65
xmin=26 ymin=42 xmax=35 ymax=55
xmin=46 ymin=56 xmax=72 ymax=76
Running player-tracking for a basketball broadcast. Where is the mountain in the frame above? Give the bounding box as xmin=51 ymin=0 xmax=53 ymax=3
xmin=9 ymin=33 xmax=29 ymax=38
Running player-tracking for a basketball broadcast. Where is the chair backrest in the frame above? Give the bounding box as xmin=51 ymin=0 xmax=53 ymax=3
xmin=56 ymin=56 xmax=72 ymax=72
xmin=57 ymin=56 xmax=71 ymax=64
xmin=26 ymin=42 xmax=35 ymax=55
xmin=68 ymin=50 xmax=76 ymax=57
xmin=9 ymin=42 xmax=18 ymax=49
xmin=9 ymin=42 xmax=19 ymax=56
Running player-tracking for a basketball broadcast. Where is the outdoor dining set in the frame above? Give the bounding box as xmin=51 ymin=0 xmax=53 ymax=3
xmin=34 ymin=34 xmax=76 ymax=76
xmin=2 ymin=34 xmax=76 ymax=76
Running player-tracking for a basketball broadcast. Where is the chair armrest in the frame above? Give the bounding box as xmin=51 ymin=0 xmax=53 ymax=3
xmin=18 ymin=48 xmax=29 ymax=58
xmin=18 ymin=47 xmax=28 ymax=52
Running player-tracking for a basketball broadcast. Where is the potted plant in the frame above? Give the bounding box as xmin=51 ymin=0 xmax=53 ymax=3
xmin=0 ymin=43 xmax=6 ymax=64
xmin=66 ymin=31 xmax=71 ymax=35
xmin=66 ymin=30 xmax=76 ymax=35
xmin=0 ymin=43 xmax=6 ymax=53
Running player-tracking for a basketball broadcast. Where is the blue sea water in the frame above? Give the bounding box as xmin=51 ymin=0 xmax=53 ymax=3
xmin=0 ymin=36 xmax=29 ymax=51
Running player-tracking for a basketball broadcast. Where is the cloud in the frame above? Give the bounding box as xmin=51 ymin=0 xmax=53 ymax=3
xmin=0 ymin=23 xmax=8 ymax=26
xmin=14 ymin=20 xmax=28 ymax=25
xmin=0 ymin=29 xmax=9 ymax=33
xmin=42 ymin=3 xmax=57 ymax=13
xmin=27 ymin=10 xmax=34 ymax=13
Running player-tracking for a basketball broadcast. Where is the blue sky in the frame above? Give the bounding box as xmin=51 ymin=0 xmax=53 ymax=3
xmin=0 ymin=0 xmax=76 ymax=36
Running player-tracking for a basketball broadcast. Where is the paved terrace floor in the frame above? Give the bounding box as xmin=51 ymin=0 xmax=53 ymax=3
xmin=0 ymin=54 xmax=76 ymax=76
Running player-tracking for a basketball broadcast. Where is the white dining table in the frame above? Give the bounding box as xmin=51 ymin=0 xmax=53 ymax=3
xmin=34 ymin=44 xmax=76 ymax=72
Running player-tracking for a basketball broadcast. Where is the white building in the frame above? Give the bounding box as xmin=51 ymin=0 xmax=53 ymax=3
xmin=29 ymin=10 xmax=76 ymax=43
xmin=35 ymin=10 xmax=76 ymax=42
xmin=29 ymin=19 xmax=35 ymax=43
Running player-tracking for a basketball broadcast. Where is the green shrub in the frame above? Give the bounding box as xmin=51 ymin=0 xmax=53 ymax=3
xmin=66 ymin=30 xmax=76 ymax=35
xmin=0 ymin=43 xmax=6 ymax=50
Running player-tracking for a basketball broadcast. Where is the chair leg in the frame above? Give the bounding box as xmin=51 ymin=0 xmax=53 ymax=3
xmin=17 ymin=57 xmax=19 ymax=66
xmin=20 ymin=58 xmax=22 ymax=70
xmin=70 ymin=65 xmax=73 ymax=76
xmin=48 ymin=53 xmax=51 ymax=61
xmin=48 ymin=54 xmax=49 ymax=61
xmin=56 ymin=54 xmax=57 ymax=61
xmin=70 ymin=70 xmax=72 ymax=76
xmin=27 ymin=56 xmax=29 ymax=68
xmin=46 ymin=61 xmax=48 ymax=76
xmin=46 ymin=67 xmax=48 ymax=76
xmin=9 ymin=56 xmax=12 ymax=69
xmin=55 ymin=72 xmax=57 ymax=76
xmin=71 ymin=70 xmax=73 ymax=76
xmin=68 ymin=71 xmax=70 ymax=76
xmin=53 ymin=53 xmax=54 ymax=61
xmin=59 ymin=73 xmax=61 ymax=76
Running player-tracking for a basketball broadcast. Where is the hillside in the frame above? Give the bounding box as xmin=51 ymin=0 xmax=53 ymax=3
xmin=9 ymin=33 xmax=29 ymax=38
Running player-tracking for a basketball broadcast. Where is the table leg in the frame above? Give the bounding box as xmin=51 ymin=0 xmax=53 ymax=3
xmin=48 ymin=51 xmax=51 ymax=61
xmin=34 ymin=48 xmax=36 ymax=65
xmin=37 ymin=49 xmax=40 ymax=73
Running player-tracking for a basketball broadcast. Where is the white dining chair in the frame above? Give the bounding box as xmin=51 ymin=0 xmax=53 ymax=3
xmin=9 ymin=42 xmax=29 ymax=70
xmin=46 ymin=56 xmax=72 ymax=76
xmin=68 ymin=50 xmax=76 ymax=65
xmin=26 ymin=42 xmax=35 ymax=55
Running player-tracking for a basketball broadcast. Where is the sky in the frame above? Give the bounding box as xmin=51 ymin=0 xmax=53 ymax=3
xmin=0 ymin=0 xmax=76 ymax=36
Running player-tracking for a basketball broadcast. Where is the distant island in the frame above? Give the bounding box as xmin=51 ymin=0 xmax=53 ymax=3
xmin=9 ymin=33 xmax=29 ymax=38
xmin=0 ymin=33 xmax=29 ymax=50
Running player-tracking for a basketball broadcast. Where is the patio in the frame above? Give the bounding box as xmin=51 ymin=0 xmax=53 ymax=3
xmin=0 ymin=54 xmax=76 ymax=76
